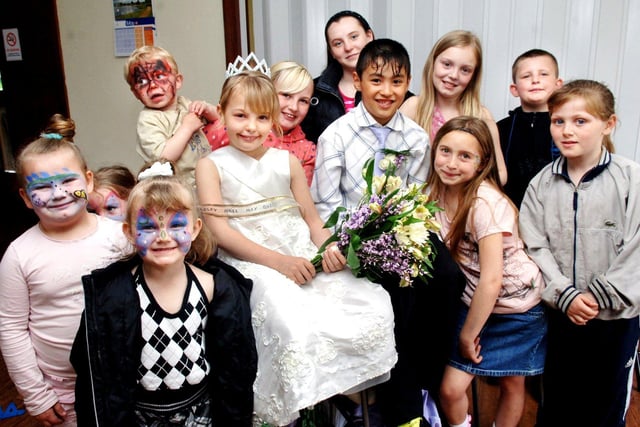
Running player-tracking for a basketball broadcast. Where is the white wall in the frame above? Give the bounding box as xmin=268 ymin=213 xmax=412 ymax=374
xmin=252 ymin=0 xmax=640 ymax=162
xmin=56 ymin=0 xmax=227 ymax=173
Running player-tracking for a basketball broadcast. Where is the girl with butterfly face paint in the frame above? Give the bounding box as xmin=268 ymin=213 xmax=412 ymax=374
xmin=71 ymin=160 xmax=256 ymax=426
xmin=0 ymin=114 xmax=132 ymax=426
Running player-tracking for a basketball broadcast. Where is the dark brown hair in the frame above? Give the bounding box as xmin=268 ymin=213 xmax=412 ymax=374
xmin=511 ymin=48 xmax=559 ymax=82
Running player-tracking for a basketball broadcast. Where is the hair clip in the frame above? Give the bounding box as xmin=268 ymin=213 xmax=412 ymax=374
xmin=225 ymin=52 xmax=270 ymax=78
xmin=138 ymin=161 xmax=174 ymax=181
xmin=40 ymin=132 xmax=63 ymax=140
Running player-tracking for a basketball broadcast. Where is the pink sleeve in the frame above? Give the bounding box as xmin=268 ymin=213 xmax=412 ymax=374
xmin=0 ymin=245 xmax=58 ymax=416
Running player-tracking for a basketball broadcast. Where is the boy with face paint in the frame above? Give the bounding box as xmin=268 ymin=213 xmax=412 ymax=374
xmin=125 ymin=46 xmax=216 ymax=188
xmin=0 ymin=114 xmax=132 ymax=426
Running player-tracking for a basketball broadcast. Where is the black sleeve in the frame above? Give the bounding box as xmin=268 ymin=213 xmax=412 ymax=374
xmin=70 ymin=265 xmax=141 ymax=427
xmin=70 ymin=312 xmax=97 ymax=426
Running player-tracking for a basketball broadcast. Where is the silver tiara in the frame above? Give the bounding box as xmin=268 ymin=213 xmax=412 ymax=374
xmin=225 ymin=52 xmax=270 ymax=78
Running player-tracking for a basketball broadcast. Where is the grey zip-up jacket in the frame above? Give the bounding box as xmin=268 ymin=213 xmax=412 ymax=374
xmin=519 ymin=150 xmax=640 ymax=320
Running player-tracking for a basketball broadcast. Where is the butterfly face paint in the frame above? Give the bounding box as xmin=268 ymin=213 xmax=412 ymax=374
xmin=88 ymin=189 xmax=127 ymax=221
xmin=134 ymin=208 xmax=193 ymax=257
xmin=25 ymin=169 xmax=89 ymax=218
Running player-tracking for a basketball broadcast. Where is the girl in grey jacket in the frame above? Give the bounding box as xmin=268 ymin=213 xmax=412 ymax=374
xmin=520 ymin=79 xmax=640 ymax=427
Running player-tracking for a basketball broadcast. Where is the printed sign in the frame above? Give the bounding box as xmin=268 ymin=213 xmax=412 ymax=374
xmin=3 ymin=28 xmax=23 ymax=61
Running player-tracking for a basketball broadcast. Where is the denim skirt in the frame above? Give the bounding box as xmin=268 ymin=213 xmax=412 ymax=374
xmin=448 ymin=302 xmax=547 ymax=376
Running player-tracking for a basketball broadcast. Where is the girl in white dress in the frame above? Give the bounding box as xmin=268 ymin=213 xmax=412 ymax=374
xmin=195 ymin=71 xmax=397 ymax=426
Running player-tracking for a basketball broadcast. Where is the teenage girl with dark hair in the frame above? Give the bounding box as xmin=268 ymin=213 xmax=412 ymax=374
xmin=300 ymin=10 xmax=374 ymax=143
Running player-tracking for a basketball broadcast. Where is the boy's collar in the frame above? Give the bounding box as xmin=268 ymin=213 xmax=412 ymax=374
xmin=355 ymin=102 xmax=401 ymax=130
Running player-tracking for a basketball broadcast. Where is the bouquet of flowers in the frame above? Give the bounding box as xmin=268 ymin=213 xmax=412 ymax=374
xmin=312 ymin=150 xmax=442 ymax=287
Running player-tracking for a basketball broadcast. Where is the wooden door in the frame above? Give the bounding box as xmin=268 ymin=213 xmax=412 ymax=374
xmin=0 ymin=0 xmax=68 ymax=160
xmin=0 ymin=0 xmax=65 ymax=253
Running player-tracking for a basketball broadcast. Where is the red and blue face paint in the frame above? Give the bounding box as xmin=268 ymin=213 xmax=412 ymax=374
xmin=129 ymin=58 xmax=179 ymax=110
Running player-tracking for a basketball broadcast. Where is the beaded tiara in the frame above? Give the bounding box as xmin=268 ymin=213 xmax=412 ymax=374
xmin=225 ymin=52 xmax=270 ymax=78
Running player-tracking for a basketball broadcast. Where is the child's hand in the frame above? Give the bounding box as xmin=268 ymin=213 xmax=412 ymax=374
xmin=567 ymin=292 xmax=599 ymax=325
xmin=274 ymin=254 xmax=316 ymax=285
xmin=321 ymin=243 xmax=346 ymax=273
xmin=190 ymin=100 xmax=219 ymax=122
xmin=189 ymin=100 xmax=208 ymax=116
xmin=459 ymin=335 xmax=483 ymax=364
xmin=181 ymin=112 xmax=205 ymax=134
xmin=35 ymin=402 xmax=66 ymax=426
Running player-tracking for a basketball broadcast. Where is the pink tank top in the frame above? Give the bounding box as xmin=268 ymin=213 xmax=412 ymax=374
xmin=340 ymin=90 xmax=356 ymax=113
xmin=431 ymin=106 xmax=446 ymax=141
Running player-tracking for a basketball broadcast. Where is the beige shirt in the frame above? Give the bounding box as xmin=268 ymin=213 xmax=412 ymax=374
xmin=136 ymin=95 xmax=211 ymax=188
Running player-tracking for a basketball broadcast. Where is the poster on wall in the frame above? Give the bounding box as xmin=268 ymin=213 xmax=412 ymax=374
xmin=112 ymin=0 xmax=156 ymax=57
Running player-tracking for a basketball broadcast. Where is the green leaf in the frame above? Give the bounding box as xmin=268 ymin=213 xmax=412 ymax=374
xmin=386 ymin=211 xmax=413 ymax=223
xmin=363 ymin=158 xmax=375 ymax=195
xmin=346 ymin=242 xmax=361 ymax=271
xmin=401 ymin=216 xmax=423 ymax=225
xmin=323 ymin=206 xmax=346 ymax=229
xmin=425 ymin=200 xmax=444 ymax=213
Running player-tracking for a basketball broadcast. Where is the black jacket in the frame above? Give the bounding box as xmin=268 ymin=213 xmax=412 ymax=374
xmin=497 ymin=106 xmax=557 ymax=207
xmin=70 ymin=256 xmax=257 ymax=426
xmin=301 ymin=62 xmax=356 ymax=144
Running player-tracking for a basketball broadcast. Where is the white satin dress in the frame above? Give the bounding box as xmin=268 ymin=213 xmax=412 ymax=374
xmin=204 ymin=146 xmax=397 ymax=426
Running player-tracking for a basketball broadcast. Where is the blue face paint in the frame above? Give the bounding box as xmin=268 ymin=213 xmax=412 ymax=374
xmin=135 ymin=208 xmax=158 ymax=256
xmin=25 ymin=169 xmax=87 ymax=209
xmin=103 ymin=192 xmax=126 ymax=221
xmin=167 ymin=211 xmax=192 ymax=253
xmin=134 ymin=209 xmax=193 ymax=256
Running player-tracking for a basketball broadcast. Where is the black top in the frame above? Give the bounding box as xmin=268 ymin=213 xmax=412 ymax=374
xmin=302 ymin=62 xmax=357 ymax=143
xmin=498 ymin=106 xmax=559 ymax=207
